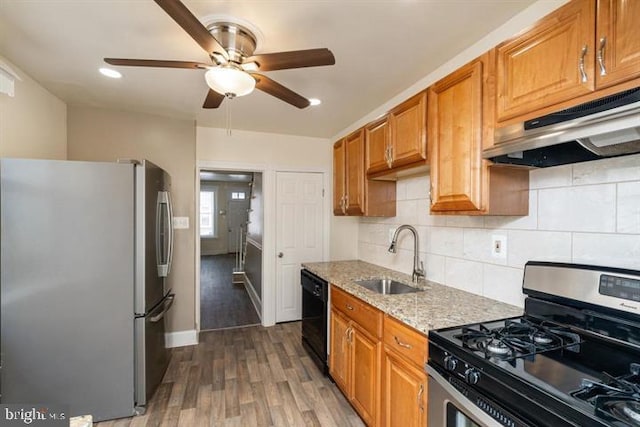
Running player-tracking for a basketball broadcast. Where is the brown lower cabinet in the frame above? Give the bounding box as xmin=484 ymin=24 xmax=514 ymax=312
xmin=329 ymin=286 xmax=381 ymax=426
xmin=329 ymin=285 xmax=428 ymax=427
xmin=382 ymin=316 xmax=428 ymax=427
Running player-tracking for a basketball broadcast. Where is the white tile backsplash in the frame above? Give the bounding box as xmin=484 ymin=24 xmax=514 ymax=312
xmin=358 ymin=156 xmax=640 ymax=308
xmin=482 ymin=264 xmax=525 ymax=307
xmin=530 ymin=164 xmax=572 ymax=189
xmin=428 ymin=227 xmax=464 ymax=257
xmin=463 ymin=228 xmax=507 ymax=265
xmin=507 ymin=230 xmax=572 ymax=268
xmin=573 ymin=154 xmax=640 ymax=185
xmin=538 ymin=184 xmax=616 ymax=232
xmin=405 ymin=174 xmax=430 ymax=200
xmin=618 ymin=182 xmax=640 ymax=234
xmin=572 ymin=233 xmax=640 ymax=270
xmin=425 ymin=253 xmax=446 ymax=284
xmin=396 ymin=199 xmax=420 ymax=225
xmin=444 ymin=258 xmax=484 ymax=294
xmin=445 ymin=215 xmax=486 ymax=228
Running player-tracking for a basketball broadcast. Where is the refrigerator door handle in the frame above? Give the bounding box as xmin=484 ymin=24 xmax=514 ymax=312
xmin=149 ymin=294 xmax=175 ymax=323
xmin=166 ymin=191 xmax=174 ymax=276
xmin=156 ymin=191 xmax=172 ymax=277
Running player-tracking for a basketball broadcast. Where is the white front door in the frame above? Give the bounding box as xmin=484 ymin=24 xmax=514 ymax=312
xmin=227 ymin=197 xmax=249 ymax=253
xmin=275 ymin=172 xmax=324 ymax=322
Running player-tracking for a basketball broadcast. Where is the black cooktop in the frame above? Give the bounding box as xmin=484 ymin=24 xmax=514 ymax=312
xmin=430 ymin=313 xmax=640 ymax=426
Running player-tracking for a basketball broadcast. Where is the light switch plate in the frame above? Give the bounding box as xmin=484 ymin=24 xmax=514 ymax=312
xmin=173 ymin=216 xmax=189 ymax=229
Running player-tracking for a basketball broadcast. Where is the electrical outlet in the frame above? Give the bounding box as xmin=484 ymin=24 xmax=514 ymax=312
xmin=491 ymin=235 xmax=507 ymax=259
xmin=173 ymin=216 xmax=189 ymax=229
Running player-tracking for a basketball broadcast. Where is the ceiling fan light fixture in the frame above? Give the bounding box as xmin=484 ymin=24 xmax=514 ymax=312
xmin=205 ymin=65 xmax=255 ymax=97
xmin=99 ymin=67 xmax=122 ymax=79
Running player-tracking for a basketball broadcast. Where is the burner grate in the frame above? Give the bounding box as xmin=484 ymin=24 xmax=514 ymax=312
xmin=573 ymin=363 xmax=640 ymax=426
xmin=455 ymin=319 xmax=581 ymax=361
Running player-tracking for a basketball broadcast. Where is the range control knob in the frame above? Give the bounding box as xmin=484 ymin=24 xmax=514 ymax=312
xmin=464 ymin=368 xmax=481 ymax=385
xmin=444 ymin=355 xmax=458 ymax=371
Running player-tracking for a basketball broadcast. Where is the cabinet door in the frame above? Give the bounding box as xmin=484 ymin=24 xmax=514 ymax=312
xmin=329 ymin=309 xmax=350 ymax=393
xmin=596 ymin=0 xmax=640 ymax=89
xmin=333 ymin=140 xmax=346 ymax=216
xmin=365 ymin=116 xmax=391 ymax=175
xmin=389 ymin=92 xmax=427 ymax=169
xmin=429 ymin=59 xmax=484 ymax=212
xmin=382 ymin=350 xmax=427 ymax=427
xmin=345 ymin=130 xmax=365 ymax=216
xmin=496 ymin=0 xmax=596 ymax=122
xmin=350 ymin=325 xmax=379 ymax=426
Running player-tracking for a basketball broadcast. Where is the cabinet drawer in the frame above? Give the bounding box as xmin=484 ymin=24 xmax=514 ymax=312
xmin=383 ymin=315 xmax=428 ymax=368
xmin=331 ymin=285 xmax=382 ymax=338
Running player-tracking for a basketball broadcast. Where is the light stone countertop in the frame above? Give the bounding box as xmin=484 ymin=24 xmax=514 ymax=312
xmin=302 ymin=260 xmax=523 ymax=336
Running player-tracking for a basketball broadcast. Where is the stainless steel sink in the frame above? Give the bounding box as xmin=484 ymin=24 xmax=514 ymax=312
xmin=355 ymin=278 xmax=421 ymax=295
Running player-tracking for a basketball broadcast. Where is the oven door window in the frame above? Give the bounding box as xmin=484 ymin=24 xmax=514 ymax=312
xmin=447 ymin=402 xmax=481 ymax=427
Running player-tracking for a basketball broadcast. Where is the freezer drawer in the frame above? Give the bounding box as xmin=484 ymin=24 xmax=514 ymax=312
xmin=134 ymin=293 xmax=174 ymax=407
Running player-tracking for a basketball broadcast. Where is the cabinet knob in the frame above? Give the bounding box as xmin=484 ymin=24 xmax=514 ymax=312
xmin=278 ymin=252 xmax=283 ymax=258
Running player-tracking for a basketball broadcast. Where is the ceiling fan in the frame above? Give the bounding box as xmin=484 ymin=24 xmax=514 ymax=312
xmin=104 ymin=0 xmax=335 ymax=109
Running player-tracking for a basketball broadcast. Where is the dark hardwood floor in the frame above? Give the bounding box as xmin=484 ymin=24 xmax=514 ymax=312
xmin=200 ymin=254 xmax=261 ymax=330
xmin=95 ymin=322 xmax=364 ymax=427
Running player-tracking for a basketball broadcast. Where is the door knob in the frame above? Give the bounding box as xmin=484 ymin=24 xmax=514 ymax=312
xmin=278 ymin=252 xmax=284 ymax=258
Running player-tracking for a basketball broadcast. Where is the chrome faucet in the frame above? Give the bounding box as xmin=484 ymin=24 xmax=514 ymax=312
xmin=388 ymin=225 xmax=425 ymax=283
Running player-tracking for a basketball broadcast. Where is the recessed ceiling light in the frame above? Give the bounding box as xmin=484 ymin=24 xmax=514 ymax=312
xmin=309 ymin=98 xmax=321 ymax=106
xmin=99 ymin=68 xmax=122 ymax=79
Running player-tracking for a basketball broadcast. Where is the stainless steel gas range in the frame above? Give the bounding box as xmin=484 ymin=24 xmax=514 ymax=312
xmin=427 ymin=261 xmax=640 ymax=427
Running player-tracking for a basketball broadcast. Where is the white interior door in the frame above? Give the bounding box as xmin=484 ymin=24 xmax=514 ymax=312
xmin=276 ymin=171 xmax=324 ymax=323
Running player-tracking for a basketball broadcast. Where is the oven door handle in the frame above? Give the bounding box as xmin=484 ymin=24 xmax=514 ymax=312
xmin=426 ymin=365 xmax=504 ymax=427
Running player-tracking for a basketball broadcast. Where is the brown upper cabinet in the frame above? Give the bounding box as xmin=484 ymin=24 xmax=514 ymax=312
xmin=596 ymin=0 xmax=640 ymax=89
xmin=366 ymin=92 xmax=428 ymax=179
xmin=496 ymin=0 xmax=640 ymax=124
xmin=429 ymin=52 xmax=529 ymax=215
xmin=333 ymin=129 xmax=396 ymax=217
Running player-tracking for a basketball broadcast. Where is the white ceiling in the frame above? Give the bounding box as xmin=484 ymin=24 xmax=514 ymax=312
xmin=0 ymin=0 xmax=536 ymax=138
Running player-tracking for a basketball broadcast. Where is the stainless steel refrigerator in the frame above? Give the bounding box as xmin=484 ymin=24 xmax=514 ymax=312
xmin=0 ymin=158 xmax=175 ymax=421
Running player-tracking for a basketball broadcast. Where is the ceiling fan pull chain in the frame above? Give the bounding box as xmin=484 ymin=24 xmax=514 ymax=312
xmin=226 ymin=99 xmax=233 ymax=136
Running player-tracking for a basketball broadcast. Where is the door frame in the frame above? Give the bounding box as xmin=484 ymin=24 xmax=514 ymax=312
xmin=195 ymin=161 xmax=331 ymax=332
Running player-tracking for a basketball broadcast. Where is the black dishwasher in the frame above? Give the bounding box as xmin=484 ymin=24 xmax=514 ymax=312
xmin=300 ymin=269 xmax=328 ymax=375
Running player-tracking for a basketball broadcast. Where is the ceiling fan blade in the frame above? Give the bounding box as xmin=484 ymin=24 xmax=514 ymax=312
xmin=104 ymin=58 xmax=209 ymax=69
xmin=203 ymin=89 xmax=225 ymax=109
xmin=244 ymin=48 xmax=335 ymax=71
xmin=252 ymin=74 xmax=310 ymax=109
xmin=154 ymin=0 xmax=228 ymax=59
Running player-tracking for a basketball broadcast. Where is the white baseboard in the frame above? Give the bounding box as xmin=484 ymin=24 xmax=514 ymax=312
xmin=244 ymin=275 xmax=263 ymax=321
xmin=165 ymin=329 xmax=198 ymax=348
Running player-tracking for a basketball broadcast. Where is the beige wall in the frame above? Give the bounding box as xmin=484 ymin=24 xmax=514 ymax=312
xmin=0 ymin=56 xmax=66 ymax=159
xmin=197 ymin=126 xmax=344 ymax=326
xmin=67 ymin=106 xmax=196 ymax=333
xmin=197 ymin=126 xmax=359 ymax=262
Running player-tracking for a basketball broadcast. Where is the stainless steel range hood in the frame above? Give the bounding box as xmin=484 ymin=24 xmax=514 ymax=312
xmin=483 ymin=87 xmax=640 ymax=167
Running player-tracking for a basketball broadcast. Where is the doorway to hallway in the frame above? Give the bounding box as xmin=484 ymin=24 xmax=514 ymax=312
xmin=198 ymin=170 xmax=262 ymax=330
